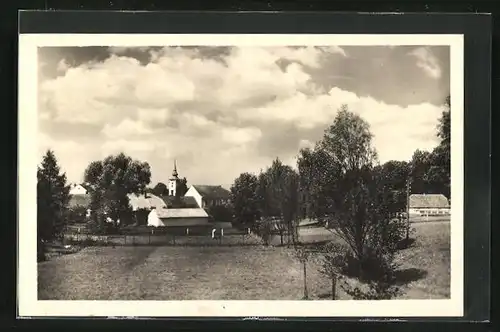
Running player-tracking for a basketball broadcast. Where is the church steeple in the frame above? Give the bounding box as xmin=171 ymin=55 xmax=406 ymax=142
xmin=168 ymin=159 xmax=179 ymax=196
xmin=172 ymin=159 xmax=178 ymax=178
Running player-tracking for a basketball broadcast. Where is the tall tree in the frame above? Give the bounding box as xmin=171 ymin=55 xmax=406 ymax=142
xmin=374 ymin=160 xmax=410 ymax=213
xmin=257 ymin=158 xmax=300 ymax=245
xmin=426 ymin=96 xmax=451 ymax=198
xmin=230 ymin=172 xmax=260 ymax=228
xmin=297 ymin=147 xmax=336 ymax=224
xmin=37 ymin=150 xmax=71 ymax=260
xmin=316 ymin=105 xmax=405 ymax=297
xmin=84 ymin=153 xmax=151 ymax=232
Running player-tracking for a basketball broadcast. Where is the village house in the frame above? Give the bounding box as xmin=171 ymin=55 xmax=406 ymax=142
xmin=68 ymin=161 xmax=227 ymax=230
xmin=69 ymin=183 xmax=88 ymax=196
xmin=143 ymin=161 xmax=211 ymax=228
xmin=408 ymin=193 xmax=451 ymax=217
xmin=184 ymin=184 xmax=231 ymax=209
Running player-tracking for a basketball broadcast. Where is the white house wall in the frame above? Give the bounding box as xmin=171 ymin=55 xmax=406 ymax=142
xmin=70 ymin=185 xmax=87 ymax=196
xmin=184 ymin=186 xmax=203 ymax=208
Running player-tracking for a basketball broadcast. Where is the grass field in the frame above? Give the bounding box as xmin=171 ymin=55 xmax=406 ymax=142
xmin=38 ymin=221 xmax=450 ymax=300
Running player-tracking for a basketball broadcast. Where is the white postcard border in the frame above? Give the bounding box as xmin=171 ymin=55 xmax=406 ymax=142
xmin=18 ymin=33 xmax=464 ymax=317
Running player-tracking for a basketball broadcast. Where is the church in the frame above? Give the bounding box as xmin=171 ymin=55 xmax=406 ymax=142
xmin=129 ymin=160 xmax=231 ymax=229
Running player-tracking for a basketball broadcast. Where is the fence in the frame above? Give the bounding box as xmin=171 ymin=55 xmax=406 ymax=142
xmin=62 ymin=225 xmax=264 ymax=247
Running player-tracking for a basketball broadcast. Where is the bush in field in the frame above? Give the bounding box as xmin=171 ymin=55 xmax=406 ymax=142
xmin=252 ymin=219 xmax=274 ymax=246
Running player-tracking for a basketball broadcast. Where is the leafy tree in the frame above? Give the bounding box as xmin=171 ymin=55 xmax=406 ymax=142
xmin=152 ymin=182 xmax=167 ymax=196
xmin=408 ymin=96 xmax=451 ymax=198
xmin=176 ymin=177 xmax=189 ymax=196
xmin=207 ymin=204 xmax=233 ymax=223
xmin=84 ymin=153 xmax=151 ymax=233
xmin=37 ymin=150 xmax=71 ymax=260
xmin=258 ymin=158 xmax=300 ymax=245
xmin=374 ymin=160 xmax=410 ymax=214
xmin=230 ymin=172 xmax=260 ymax=228
xmin=314 ymin=105 xmax=404 ymax=297
xmin=409 ymin=149 xmax=432 ymax=194
xmin=426 ymin=96 xmax=451 ymax=198
xmin=297 ymin=147 xmax=336 ymax=225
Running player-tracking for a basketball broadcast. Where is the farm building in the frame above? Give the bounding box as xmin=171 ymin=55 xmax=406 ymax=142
xmin=147 ymin=207 xmax=210 ymax=227
xmin=184 ymin=184 xmax=231 ymax=209
xmin=408 ymin=194 xmax=450 ymax=216
xmin=69 ymin=183 xmax=88 ymax=196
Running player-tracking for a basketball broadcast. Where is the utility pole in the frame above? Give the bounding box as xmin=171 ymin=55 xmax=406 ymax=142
xmin=406 ymin=178 xmax=411 ymax=241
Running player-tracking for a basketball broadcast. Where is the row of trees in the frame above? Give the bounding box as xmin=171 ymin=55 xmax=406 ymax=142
xmin=229 ymin=97 xmax=451 ymax=299
xmin=230 ymin=158 xmax=300 ymax=245
xmin=37 ymin=151 xmax=152 ymax=260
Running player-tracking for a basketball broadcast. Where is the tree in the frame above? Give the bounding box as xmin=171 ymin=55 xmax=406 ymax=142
xmin=207 ymin=204 xmax=233 ymax=223
xmin=297 ymin=147 xmax=337 ymax=224
xmin=84 ymin=153 xmax=151 ymax=233
xmin=408 ymin=96 xmax=451 ymax=199
xmin=314 ymin=105 xmax=404 ymax=297
xmin=374 ymin=160 xmax=410 ymax=214
xmin=319 ymin=242 xmax=349 ymax=300
xmin=409 ymin=149 xmax=432 ymax=194
xmin=66 ymin=205 xmax=88 ymax=224
xmin=230 ymin=172 xmax=260 ymax=228
xmin=258 ymin=158 xmax=300 ymax=245
xmin=176 ymin=177 xmax=188 ymax=196
xmin=152 ymin=182 xmax=167 ymax=196
xmin=426 ymin=96 xmax=451 ymax=198
xmin=37 ymin=150 xmax=71 ymax=260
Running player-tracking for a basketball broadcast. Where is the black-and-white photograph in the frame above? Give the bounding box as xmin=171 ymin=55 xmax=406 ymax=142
xmin=18 ymin=33 xmax=464 ymax=317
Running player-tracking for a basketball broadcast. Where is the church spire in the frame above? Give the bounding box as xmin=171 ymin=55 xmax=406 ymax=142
xmin=172 ymin=159 xmax=178 ymax=178
xmin=168 ymin=159 xmax=179 ymax=197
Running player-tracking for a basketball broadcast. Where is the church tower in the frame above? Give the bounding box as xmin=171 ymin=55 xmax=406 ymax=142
xmin=168 ymin=159 xmax=179 ymax=196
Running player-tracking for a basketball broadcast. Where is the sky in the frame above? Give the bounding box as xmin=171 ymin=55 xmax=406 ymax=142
xmin=37 ymin=45 xmax=450 ymax=188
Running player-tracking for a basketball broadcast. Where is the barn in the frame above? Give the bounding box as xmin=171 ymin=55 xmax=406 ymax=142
xmin=408 ymin=194 xmax=450 ymax=217
xmin=147 ymin=207 xmax=210 ymax=227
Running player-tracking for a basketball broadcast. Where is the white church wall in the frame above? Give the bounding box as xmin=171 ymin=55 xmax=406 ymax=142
xmin=184 ymin=186 xmax=203 ymax=208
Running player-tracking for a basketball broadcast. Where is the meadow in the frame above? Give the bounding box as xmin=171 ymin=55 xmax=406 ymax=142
xmin=38 ymin=221 xmax=450 ymax=300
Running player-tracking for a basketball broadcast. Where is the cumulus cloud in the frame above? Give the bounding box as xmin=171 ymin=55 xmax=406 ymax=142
xmin=408 ymin=46 xmax=442 ymax=79
xmin=37 ymin=45 xmax=447 ymax=185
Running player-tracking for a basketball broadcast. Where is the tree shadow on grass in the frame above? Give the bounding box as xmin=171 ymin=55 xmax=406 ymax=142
xmin=396 ymin=237 xmax=416 ymax=250
xmin=393 ymin=268 xmax=428 ymax=286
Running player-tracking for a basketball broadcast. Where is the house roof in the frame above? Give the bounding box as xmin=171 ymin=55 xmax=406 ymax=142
xmin=154 ymin=207 xmax=209 ymax=219
xmin=409 ymin=194 xmax=450 ymax=208
xmin=68 ymin=194 xmax=91 ymax=208
xmin=191 ymin=185 xmax=230 ymax=200
xmin=161 ymin=196 xmax=200 ymax=208
xmin=128 ymin=193 xmax=166 ymax=211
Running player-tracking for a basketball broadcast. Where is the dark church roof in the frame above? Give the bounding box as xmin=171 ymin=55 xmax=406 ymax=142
xmin=161 ymin=195 xmax=200 ymax=209
xmin=191 ymin=185 xmax=230 ymax=200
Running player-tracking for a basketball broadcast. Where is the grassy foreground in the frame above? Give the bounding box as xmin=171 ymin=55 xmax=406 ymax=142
xmin=38 ymin=221 xmax=450 ymax=300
